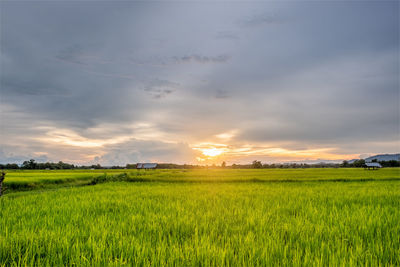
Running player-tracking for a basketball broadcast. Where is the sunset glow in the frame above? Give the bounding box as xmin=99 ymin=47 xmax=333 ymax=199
xmin=200 ymin=148 xmax=225 ymax=157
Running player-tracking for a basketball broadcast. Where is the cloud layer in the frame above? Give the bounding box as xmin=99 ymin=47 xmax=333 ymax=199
xmin=1 ymin=1 xmax=399 ymax=165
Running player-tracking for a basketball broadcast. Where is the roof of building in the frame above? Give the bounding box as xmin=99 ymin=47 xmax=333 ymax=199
xmin=137 ymin=163 xmax=157 ymax=169
xmin=365 ymin=162 xmax=382 ymax=167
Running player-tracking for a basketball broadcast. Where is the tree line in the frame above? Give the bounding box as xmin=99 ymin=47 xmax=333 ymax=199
xmin=1 ymin=158 xmax=399 ymax=170
xmin=248 ymin=159 xmax=399 ymax=168
xmin=0 ymin=159 xmax=105 ymax=170
xmin=340 ymin=159 xmax=400 ymax=168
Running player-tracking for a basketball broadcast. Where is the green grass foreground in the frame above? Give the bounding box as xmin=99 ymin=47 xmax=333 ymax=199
xmin=0 ymin=169 xmax=399 ymax=266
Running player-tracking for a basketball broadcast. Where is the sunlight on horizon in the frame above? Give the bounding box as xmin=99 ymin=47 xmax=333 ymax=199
xmin=33 ymin=127 xmax=366 ymax=164
xmin=200 ymin=148 xmax=225 ymax=157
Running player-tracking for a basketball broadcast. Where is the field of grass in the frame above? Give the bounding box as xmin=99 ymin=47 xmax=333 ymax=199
xmin=2 ymin=169 xmax=125 ymax=192
xmin=1 ymin=169 xmax=399 ymax=266
xmin=3 ymin=168 xmax=399 ymax=193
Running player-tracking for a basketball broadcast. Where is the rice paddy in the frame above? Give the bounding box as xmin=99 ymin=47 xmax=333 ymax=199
xmin=0 ymin=169 xmax=399 ymax=266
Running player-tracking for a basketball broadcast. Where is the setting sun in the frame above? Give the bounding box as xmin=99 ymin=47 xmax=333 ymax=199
xmin=192 ymin=143 xmax=229 ymax=158
xmin=200 ymin=148 xmax=224 ymax=157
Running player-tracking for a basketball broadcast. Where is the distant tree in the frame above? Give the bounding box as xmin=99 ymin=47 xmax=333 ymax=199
xmin=221 ymin=161 xmax=226 ymax=168
xmin=380 ymin=160 xmax=400 ymax=167
xmin=91 ymin=164 xmax=102 ymax=169
xmin=126 ymin=164 xmax=136 ymax=169
xmin=353 ymin=159 xmax=365 ymax=168
xmin=22 ymin=159 xmax=37 ymax=169
xmin=341 ymin=160 xmax=349 ymax=168
xmin=110 ymin=166 xmax=123 ymax=169
xmin=4 ymin=163 xmax=19 ymax=169
xmin=252 ymin=160 xmax=263 ymax=169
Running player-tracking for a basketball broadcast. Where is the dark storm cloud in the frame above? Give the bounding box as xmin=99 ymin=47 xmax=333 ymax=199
xmin=215 ymin=31 xmax=240 ymax=40
xmin=56 ymin=44 xmax=88 ymax=65
xmin=131 ymin=54 xmax=230 ymax=67
xmin=143 ymin=79 xmax=179 ymax=99
xmin=1 ymin=2 xmax=150 ymax=130
xmin=238 ymin=13 xmax=284 ymax=27
xmin=0 ymin=1 xmax=398 ymax=164
xmin=172 ymin=55 xmax=230 ymax=64
xmin=2 ymin=77 xmax=68 ymax=96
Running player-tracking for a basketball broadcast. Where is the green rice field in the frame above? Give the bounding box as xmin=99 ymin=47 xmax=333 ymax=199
xmin=3 ymin=168 xmax=399 ymax=192
xmin=1 ymin=168 xmax=399 ymax=266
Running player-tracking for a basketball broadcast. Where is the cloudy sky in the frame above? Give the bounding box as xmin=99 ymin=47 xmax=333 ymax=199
xmin=0 ymin=1 xmax=399 ymax=165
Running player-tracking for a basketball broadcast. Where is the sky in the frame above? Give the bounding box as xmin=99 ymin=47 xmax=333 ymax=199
xmin=0 ymin=1 xmax=399 ymax=165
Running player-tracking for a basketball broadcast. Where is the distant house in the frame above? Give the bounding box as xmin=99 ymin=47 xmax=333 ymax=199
xmin=137 ymin=163 xmax=158 ymax=170
xmin=364 ymin=162 xmax=382 ymax=170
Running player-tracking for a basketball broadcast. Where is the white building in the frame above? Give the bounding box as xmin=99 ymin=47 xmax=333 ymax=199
xmin=136 ymin=163 xmax=157 ymax=170
xmin=364 ymin=162 xmax=382 ymax=170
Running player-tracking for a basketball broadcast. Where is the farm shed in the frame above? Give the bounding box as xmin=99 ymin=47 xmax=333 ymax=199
xmin=137 ymin=163 xmax=158 ymax=170
xmin=364 ymin=162 xmax=382 ymax=170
